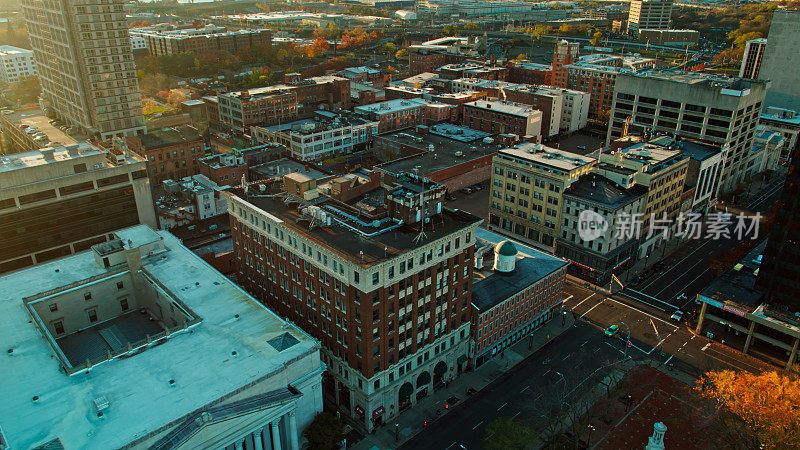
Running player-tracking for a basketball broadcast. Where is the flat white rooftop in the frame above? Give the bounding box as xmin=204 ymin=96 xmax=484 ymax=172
xmin=0 ymin=226 xmax=317 ymax=449
xmin=0 ymin=143 xmax=102 ymax=173
xmin=498 ymin=142 xmax=597 ymax=171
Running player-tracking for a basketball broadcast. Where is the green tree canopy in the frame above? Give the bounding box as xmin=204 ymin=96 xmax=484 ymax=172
xmin=483 ymin=417 xmax=536 ymax=450
xmin=303 ymin=412 xmax=344 ymax=450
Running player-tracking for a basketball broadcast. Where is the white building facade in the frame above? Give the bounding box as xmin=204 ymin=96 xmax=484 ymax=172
xmin=0 ymin=45 xmax=36 ymax=84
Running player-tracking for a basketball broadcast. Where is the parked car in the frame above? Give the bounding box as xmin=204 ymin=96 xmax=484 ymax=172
xmin=460 ymin=187 xmax=473 ymax=194
xmin=473 ymin=183 xmax=485 ymax=190
xmin=446 ymin=193 xmax=456 ymax=201
xmin=671 ymin=310 xmax=684 ymax=322
xmin=604 ymin=324 xmax=620 ymax=337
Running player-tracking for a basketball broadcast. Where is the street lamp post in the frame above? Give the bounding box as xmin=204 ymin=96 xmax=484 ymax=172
xmin=624 ymin=394 xmax=632 ymax=412
xmin=587 ymin=424 xmax=596 ymax=447
xmin=556 ymin=371 xmax=566 ymax=385
xmin=395 ymin=423 xmax=400 ymax=441
xmin=621 ymin=322 xmax=631 ymax=358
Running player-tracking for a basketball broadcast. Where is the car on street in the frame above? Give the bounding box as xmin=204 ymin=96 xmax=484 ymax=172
xmin=604 ymin=324 xmax=620 ymax=337
xmin=630 ymin=276 xmax=641 ymax=287
xmin=473 ymin=183 xmax=485 ymax=190
xmin=671 ymin=310 xmax=684 ymax=322
xmin=460 ymin=187 xmax=473 ymax=194
xmin=446 ymin=193 xmax=456 ymax=201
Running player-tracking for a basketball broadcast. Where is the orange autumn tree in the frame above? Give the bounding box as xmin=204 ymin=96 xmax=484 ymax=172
xmin=696 ymin=370 xmax=800 ymax=449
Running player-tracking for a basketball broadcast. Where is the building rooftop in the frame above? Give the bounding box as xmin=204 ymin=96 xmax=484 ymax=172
xmin=262 ymin=111 xmax=377 ymax=135
xmin=647 ymin=136 xmax=721 ymax=161
xmin=512 ymin=62 xmax=552 ymax=71
xmin=621 ymin=69 xmax=765 ymax=92
xmin=471 ymin=229 xmax=568 ymax=312
xmin=231 ymin=173 xmax=482 ymax=266
xmin=699 ymin=240 xmax=766 ymax=310
xmin=0 ymin=226 xmax=316 ymax=449
xmin=0 ymin=45 xmax=33 ymax=56
xmin=376 ymin=124 xmax=500 ymax=174
xmin=564 ymin=173 xmax=647 ymax=208
xmin=464 ymin=100 xmax=537 ymax=117
xmin=136 ymin=125 xmax=204 ymax=150
xmin=760 ymin=106 xmax=800 ymax=125
xmin=452 ymin=78 xmax=523 ymax=90
xmin=354 ymin=98 xmax=428 ymax=115
xmin=250 ymin=157 xmax=333 ymax=181
xmin=0 ymin=143 xmax=103 ymax=173
xmin=497 ymin=142 xmax=597 ymax=172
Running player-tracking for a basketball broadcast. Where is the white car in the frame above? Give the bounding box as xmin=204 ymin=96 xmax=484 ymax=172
xmin=671 ymin=310 xmax=684 ymax=322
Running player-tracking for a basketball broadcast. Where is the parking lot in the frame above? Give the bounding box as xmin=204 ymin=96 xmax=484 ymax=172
xmin=445 ymin=182 xmax=489 ymax=220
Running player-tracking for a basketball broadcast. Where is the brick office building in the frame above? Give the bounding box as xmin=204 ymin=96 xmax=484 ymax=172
xmin=228 ymin=171 xmax=482 ymax=432
xmin=127 ymin=125 xmax=212 ymax=184
xmin=462 ymin=100 xmax=543 ymax=142
xmin=471 ymin=233 xmax=568 ymax=366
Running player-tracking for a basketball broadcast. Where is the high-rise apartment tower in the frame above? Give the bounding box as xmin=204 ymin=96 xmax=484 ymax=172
xmin=21 ymin=0 xmax=145 ymax=140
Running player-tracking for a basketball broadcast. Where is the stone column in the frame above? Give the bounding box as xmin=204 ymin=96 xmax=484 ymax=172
xmin=234 ymin=440 xmax=244 ymax=450
xmin=743 ymin=321 xmax=757 ymax=353
xmin=695 ymin=302 xmax=707 ymax=335
xmin=254 ymin=429 xmax=264 ymax=450
xmin=334 ymin=381 xmax=341 ymax=405
xmin=288 ymin=410 xmax=299 ymax=450
xmin=786 ymin=337 xmax=799 ymax=371
xmin=270 ymin=419 xmax=282 ymax=450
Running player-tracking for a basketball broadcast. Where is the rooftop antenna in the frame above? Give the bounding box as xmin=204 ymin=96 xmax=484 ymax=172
xmin=413 ymin=189 xmax=428 ymax=245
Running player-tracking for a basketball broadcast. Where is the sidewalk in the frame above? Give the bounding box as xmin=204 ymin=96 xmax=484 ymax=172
xmin=351 ymin=313 xmax=577 ymax=450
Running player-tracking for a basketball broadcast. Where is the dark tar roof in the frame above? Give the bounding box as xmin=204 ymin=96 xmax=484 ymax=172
xmin=472 ymin=255 xmax=567 ymax=312
xmin=137 ymin=125 xmax=203 ymax=150
xmin=699 ymin=240 xmax=766 ymax=308
xmin=234 ymin=188 xmax=482 ymax=266
xmin=564 ymin=174 xmax=647 ymax=209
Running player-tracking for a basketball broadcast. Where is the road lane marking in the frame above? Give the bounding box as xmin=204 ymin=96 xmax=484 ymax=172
xmin=579 ymin=297 xmax=604 ymax=318
xmin=604 ymin=341 xmax=624 ymax=354
xmin=543 ymin=369 xmax=551 ymax=376
xmin=562 ymin=352 xmax=572 ymax=361
xmin=572 ymin=293 xmax=596 ymax=310
xmin=521 ymin=385 xmax=530 ymax=393
xmin=639 ymin=238 xmax=715 ymax=290
xmin=664 ymin=355 xmax=674 ymax=365
xmin=564 ymin=294 xmax=574 ymax=303
xmin=701 ymin=343 xmax=710 ymax=351
xmin=627 ymin=288 xmax=679 ymax=309
xmin=580 ymin=339 xmax=589 ymax=347
xmin=445 ymin=443 xmax=455 ymax=450
xmin=623 ymin=290 xmax=671 ymax=311
xmin=497 ymin=402 xmax=507 ymax=411
xmin=604 ymin=298 xmax=678 ymax=330
xmin=654 ymin=259 xmax=707 ymax=297
xmin=511 ymin=411 xmax=521 ymax=419
xmin=472 ymin=421 xmax=484 ymax=430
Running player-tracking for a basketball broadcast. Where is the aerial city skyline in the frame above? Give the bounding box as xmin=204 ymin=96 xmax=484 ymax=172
xmin=0 ymin=0 xmax=798 ymax=448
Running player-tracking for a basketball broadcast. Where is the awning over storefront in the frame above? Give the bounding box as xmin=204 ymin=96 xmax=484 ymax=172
xmin=456 ymin=354 xmax=468 ymax=365
xmin=372 ymin=406 xmax=385 ymax=419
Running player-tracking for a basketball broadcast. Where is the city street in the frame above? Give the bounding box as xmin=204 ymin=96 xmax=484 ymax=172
xmin=399 ymin=320 xmax=625 ymax=450
xmin=619 ymin=175 xmax=785 ymax=317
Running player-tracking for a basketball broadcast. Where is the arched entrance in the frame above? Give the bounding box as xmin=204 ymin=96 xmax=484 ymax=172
xmin=399 ymin=382 xmax=414 ymax=412
xmin=433 ymin=361 xmax=448 ymax=390
xmin=416 ymin=371 xmax=431 ymax=401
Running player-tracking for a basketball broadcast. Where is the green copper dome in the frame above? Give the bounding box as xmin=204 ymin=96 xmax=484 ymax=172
xmin=494 ymin=240 xmax=517 ymax=257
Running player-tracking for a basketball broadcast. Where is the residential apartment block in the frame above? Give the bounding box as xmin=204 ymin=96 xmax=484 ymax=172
xmin=739 ymin=38 xmax=767 ymax=79
xmin=627 ymin=0 xmax=673 ymax=34
xmin=130 ymin=24 xmax=271 ymax=56
xmin=0 ymin=45 xmax=36 ymax=84
xmin=251 ymin=111 xmax=379 ymax=162
xmin=0 ymin=143 xmax=156 ymax=273
xmin=0 ymin=225 xmax=323 ymax=449
xmin=21 ymin=0 xmax=145 ymax=140
xmin=488 ymin=143 xmax=597 ymax=250
xmin=607 ymin=71 xmax=766 ymax=193
xmin=461 ymin=100 xmax=543 ymax=141
xmin=228 ymin=171 xmax=482 ymax=432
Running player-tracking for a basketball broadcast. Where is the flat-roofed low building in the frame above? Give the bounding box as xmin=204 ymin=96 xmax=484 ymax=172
xmin=127 ymin=125 xmax=212 ymax=184
xmin=353 ymin=98 xmax=428 ymax=133
xmin=462 ymin=100 xmax=543 ymax=142
xmin=250 ymin=111 xmax=379 ymax=162
xmin=374 ymin=123 xmax=501 ymax=192
xmin=759 ymin=106 xmax=800 ymax=163
xmin=0 ymin=143 xmax=156 ymax=273
xmin=555 ymin=173 xmax=647 ymax=284
xmin=471 ymin=230 xmax=567 ymax=366
xmin=488 ymin=143 xmax=597 ymax=250
xmin=0 ymin=225 xmax=323 ymax=449
xmin=0 ymin=111 xmax=79 ymax=153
